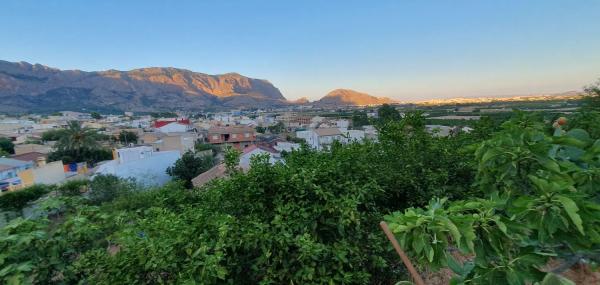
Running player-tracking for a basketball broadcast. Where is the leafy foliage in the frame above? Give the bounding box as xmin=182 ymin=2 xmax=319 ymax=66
xmin=48 ymin=121 xmax=112 ymax=164
xmin=90 ymin=111 xmax=102 ymax=120
xmin=56 ymin=179 xmax=89 ymax=196
xmin=118 ymin=130 xmax=139 ymax=145
xmin=166 ymin=151 xmax=215 ymax=188
xmin=0 ymin=185 xmax=50 ymax=211
xmin=267 ymin=121 xmax=285 ymax=134
xmin=88 ymin=174 xmax=138 ymax=204
xmin=0 ymin=138 xmax=15 ymax=155
xmin=385 ymin=111 xmax=600 ymax=284
xmin=223 ymin=146 xmax=241 ymax=174
xmin=351 ymin=110 xmax=370 ymax=128
xmin=40 ymin=128 xmax=67 ymax=141
xmin=377 ymin=104 xmax=401 ymax=123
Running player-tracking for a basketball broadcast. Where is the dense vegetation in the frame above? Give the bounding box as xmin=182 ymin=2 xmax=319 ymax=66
xmin=1 ymin=85 xmax=599 ymax=283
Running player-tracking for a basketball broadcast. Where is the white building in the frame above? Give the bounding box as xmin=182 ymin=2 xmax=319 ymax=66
xmin=296 ymin=128 xmax=344 ymax=150
xmin=274 ymin=142 xmax=301 ymax=153
xmin=95 ymin=146 xmax=181 ymax=186
xmin=336 ymin=119 xmax=350 ymax=130
xmin=154 ymin=119 xmax=191 ymax=133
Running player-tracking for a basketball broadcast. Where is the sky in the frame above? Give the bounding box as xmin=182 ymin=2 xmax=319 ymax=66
xmin=1 ymin=0 xmax=599 ymax=101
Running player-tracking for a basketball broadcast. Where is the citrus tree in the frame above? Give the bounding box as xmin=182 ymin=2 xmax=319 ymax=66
xmin=385 ymin=113 xmax=600 ymax=284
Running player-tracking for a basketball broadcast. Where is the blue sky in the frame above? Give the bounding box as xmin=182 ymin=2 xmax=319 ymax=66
xmin=1 ymin=0 xmax=599 ymax=101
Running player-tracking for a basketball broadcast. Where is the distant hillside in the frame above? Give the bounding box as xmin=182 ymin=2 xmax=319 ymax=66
xmin=415 ymin=91 xmax=584 ymax=106
xmin=0 ymin=60 xmax=288 ymax=112
xmin=316 ymin=89 xmax=395 ymax=106
xmin=289 ymin=97 xmax=310 ymax=104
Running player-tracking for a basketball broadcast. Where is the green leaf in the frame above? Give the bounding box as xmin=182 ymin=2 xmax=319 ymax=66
xmin=426 ymin=245 xmax=434 ymax=263
xmin=555 ymin=195 xmax=584 ymax=235
xmin=540 ymin=272 xmax=575 ymax=285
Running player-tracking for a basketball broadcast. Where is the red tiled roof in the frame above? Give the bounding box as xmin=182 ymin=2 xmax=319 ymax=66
xmin=191 ymin=163 xmax=227 ymax=188
xmin=153 ymin=119 xmax=190 ymax=128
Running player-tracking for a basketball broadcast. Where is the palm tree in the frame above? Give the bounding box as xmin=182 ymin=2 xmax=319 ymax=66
xmin=56 ymin=121 xmax=101 ymax=160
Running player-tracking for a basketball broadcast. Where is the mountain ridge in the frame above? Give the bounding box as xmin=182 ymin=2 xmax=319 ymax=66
xmin=0 ymin=60 xmax=287 ymax=112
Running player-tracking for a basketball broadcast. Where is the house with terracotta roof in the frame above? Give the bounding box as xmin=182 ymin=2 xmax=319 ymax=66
xmin=191 ymin=163 xmax=227 ymax=188
xmin=10 ymin=152 xmax=48 ymax=165
xmin=153 ymin=118 xmax=192 ymax=133
xmin=207 ymin=126 xmax=256 ymax=150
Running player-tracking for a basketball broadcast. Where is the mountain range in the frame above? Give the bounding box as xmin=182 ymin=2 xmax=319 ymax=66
xmin=0 ymin=60 xmax=287 ymax=112
xmin=0 ymin=60 xmax=584 ymax=113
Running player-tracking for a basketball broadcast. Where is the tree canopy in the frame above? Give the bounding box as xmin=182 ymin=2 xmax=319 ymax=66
xmin=166 ymin=151 xmax=215 ymax=188
xmin=0 ymin=138 xmax=15 ymax=155
xmin=48 ymin=121 xmax=112 ymax=164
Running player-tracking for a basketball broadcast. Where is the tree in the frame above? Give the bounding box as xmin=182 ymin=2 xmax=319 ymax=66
xmin=0 ymin=138 xmax=15 ymax=155
xmin=90 ymin=112 xmax=102 ymax=120
xmin=351 ymin=111 xmax=370 ymax=128
xmin=48 ymin=121 xmax=111 ymax=164
xmin=582 ymin=79 xmax=600 ymax=110
xmin=55 ymin=121 xmax=101 ymax=158
xmin=255 ymin=126 xmax=266 ymax=133
xmin=267 ymin=121 xmax=285 ymax=134
xmin=89 ymin=174 xmax=136 ymax=204
xmin=41 ymin=129 xmax=68 ymax=141
xmin=166 ymin=151 xmax=215 ymax=188
xmin=118 ymin=130 xmax=138 ymax=145
xmin=194 ymin=141 xmax=218 ymax=155
xmin=377 ymin=104 xmax=400 ymax=122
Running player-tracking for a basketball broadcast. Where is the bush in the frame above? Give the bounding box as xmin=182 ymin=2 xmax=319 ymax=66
xmin=88 ymin=175 xmax=137 ymax=204
xmin=0 ymin=185 xmax=50 ymax=211
xmin=57 ymin=180 xmax=89 ymax=196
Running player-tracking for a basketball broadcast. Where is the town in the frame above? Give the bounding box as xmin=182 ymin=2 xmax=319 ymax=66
xmin=2 ymin=93 xmax=583 ymax=195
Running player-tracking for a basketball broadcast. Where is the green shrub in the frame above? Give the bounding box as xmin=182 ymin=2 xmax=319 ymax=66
xmin=57 ymin=180 xmax=89 ymax=196
xmin=88 ymin=175 xmax=137 ymax=204
xmin=0 ymin=185 xmax=50 ymax=211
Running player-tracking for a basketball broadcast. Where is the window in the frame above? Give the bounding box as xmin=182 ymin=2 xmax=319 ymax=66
xmin=232 ymin=133 xmax=237 ymax=138
xmin=244 ymin=133 xmax=250 ymax=138
xmin=212 ymin=135 xmax=219 ymax=140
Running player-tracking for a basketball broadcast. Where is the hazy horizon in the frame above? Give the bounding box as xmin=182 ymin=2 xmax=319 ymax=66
xmin=1 ymin=0 xmax=599 ymax=101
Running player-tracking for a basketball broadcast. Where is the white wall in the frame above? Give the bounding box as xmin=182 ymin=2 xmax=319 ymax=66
xmin=296 ymin=130 xmax=319 ymax=149
xmin=95 ymin=151 xmax=181 ymax=186
xmin=32 ymin=161 xmax=66 ymax=185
